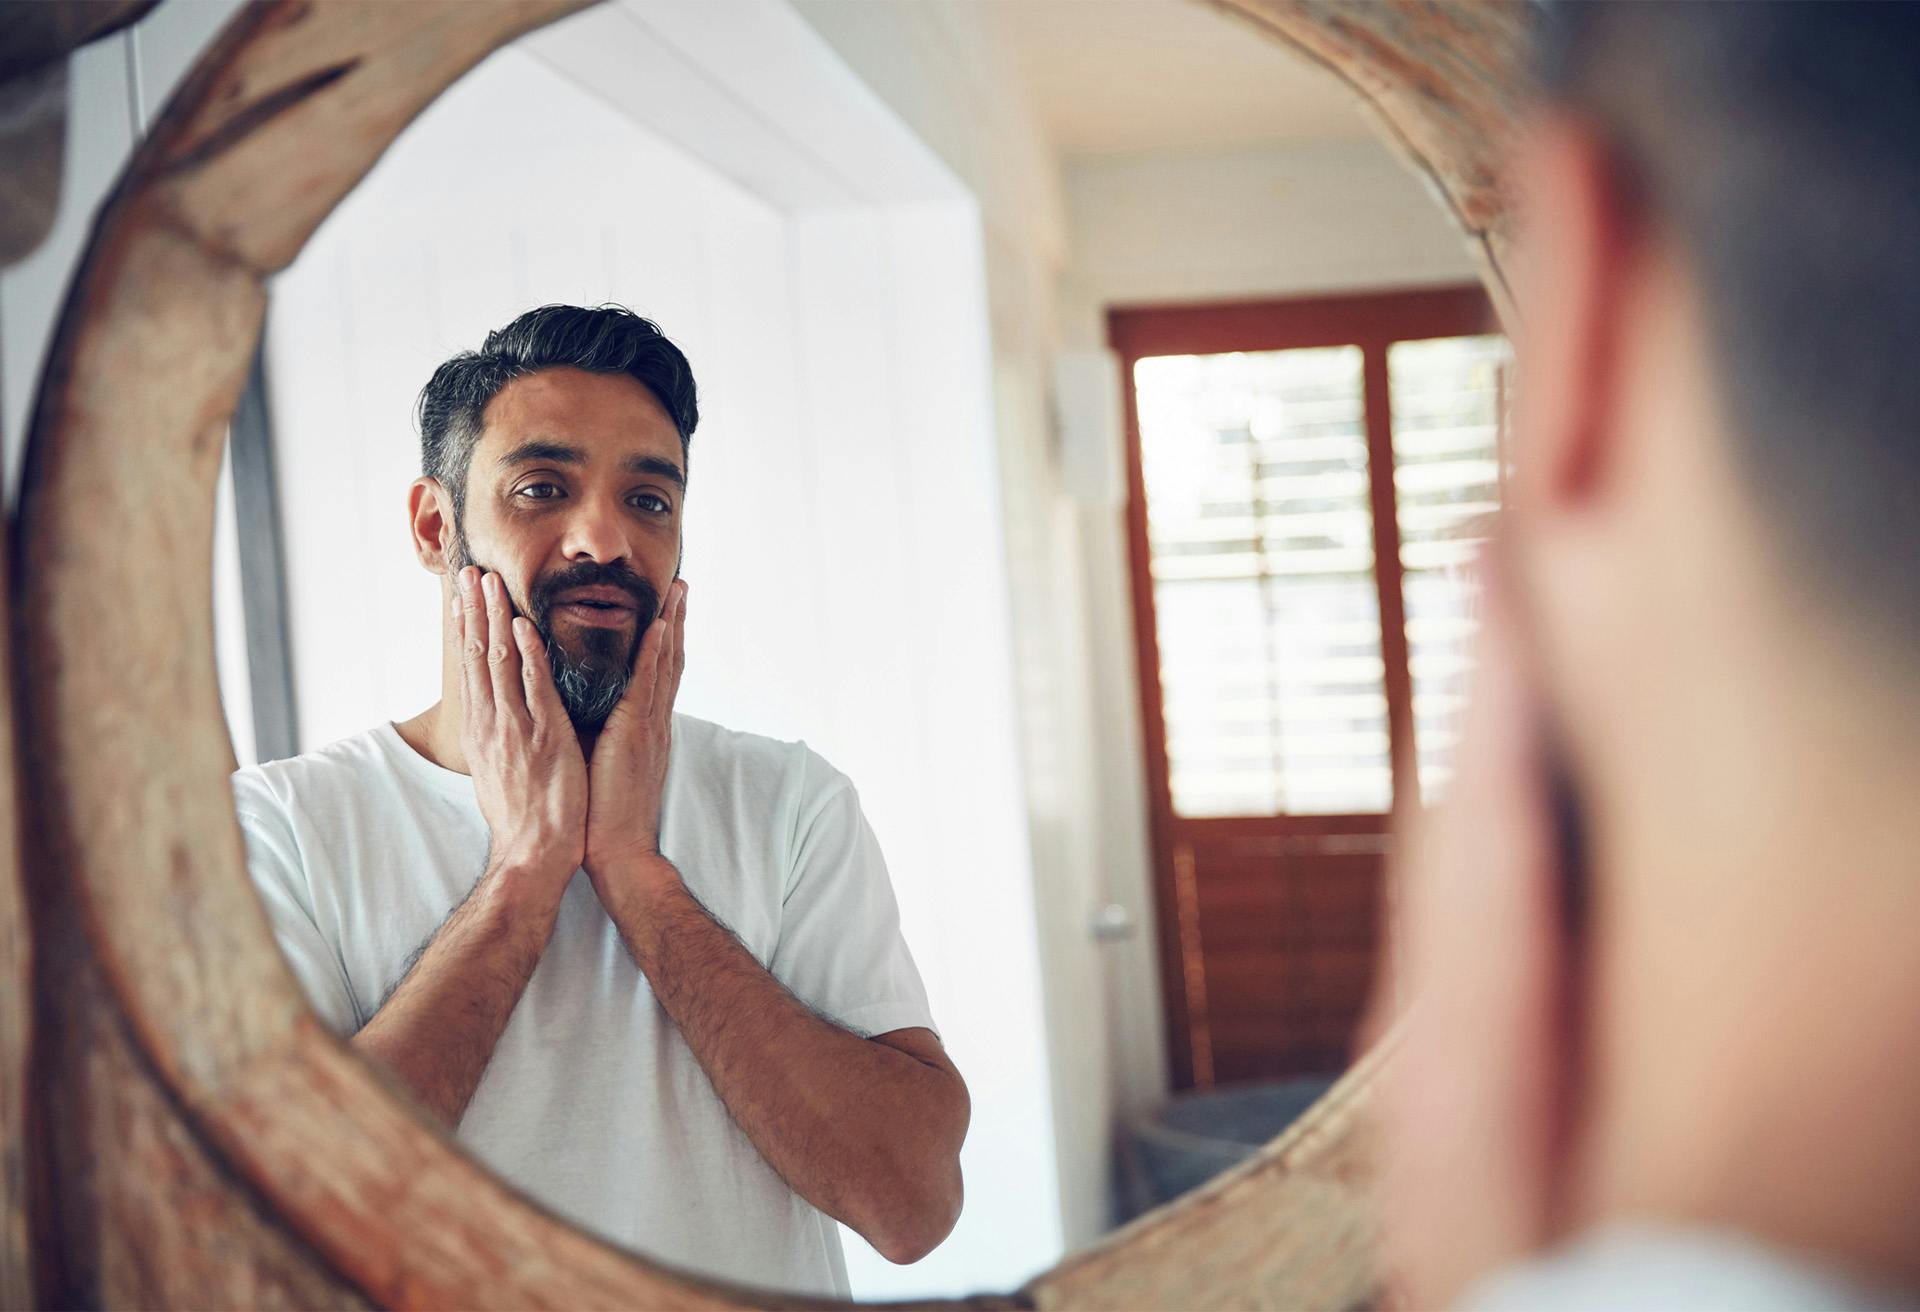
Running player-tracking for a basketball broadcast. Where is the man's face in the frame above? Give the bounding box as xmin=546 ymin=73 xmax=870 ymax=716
xmin=444 ymin=366 xmax=686 ymax=731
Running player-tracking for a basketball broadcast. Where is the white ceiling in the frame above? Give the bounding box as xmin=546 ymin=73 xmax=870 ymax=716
xmin=980 ymin=0 xmax=1374 ymax=158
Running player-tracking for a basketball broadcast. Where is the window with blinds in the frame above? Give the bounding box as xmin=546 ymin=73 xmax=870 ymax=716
xmin=1390 ymin=335 xmax=1509 ymax=799
xmin=1137 ymin=348 xmax=1391 ymax=817
xmin=1134 ymin=329 xmax=1509 ymax=819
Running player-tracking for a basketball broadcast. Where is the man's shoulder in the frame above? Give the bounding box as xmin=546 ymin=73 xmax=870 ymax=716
xmin=669 ymin=713 xmax=854 ymax=809
xmin=228 ymin=724 xmax=405 ymax=820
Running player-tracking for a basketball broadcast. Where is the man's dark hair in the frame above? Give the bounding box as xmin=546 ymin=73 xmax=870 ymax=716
xmin=1537 ymin=2 xmax=1920 ymax=644
xmin=416 ymin=304 xmax=699 ymax=518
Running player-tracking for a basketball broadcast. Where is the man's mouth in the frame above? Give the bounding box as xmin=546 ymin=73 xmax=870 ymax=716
xmin=551 ymin=585 xmax=642 ymax=626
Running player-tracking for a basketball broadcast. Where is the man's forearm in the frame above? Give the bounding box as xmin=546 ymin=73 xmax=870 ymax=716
xmin=595 ymin=855 xmax=967 ymax=1264
xmin=352 ymin=864 xmax=564 ymax=1126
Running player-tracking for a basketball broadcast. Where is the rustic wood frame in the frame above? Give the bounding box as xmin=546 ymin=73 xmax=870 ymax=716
xmin=2 ymin=0 xmax=1530 ymax=1307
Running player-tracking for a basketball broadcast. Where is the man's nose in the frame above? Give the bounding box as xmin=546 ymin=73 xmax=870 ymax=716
xmin=558 ymin=499 xmax=632 ymax=565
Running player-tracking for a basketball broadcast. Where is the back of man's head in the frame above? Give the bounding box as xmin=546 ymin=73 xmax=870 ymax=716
xmin=1378 ymin=10 xmax=1920 ymax=1308
xmin=1537 ymin=0 xmax=1920 ymax=649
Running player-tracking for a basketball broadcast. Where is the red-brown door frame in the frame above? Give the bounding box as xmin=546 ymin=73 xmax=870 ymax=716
xmin=1109 ymin=285 xmax=1495 ymax=1090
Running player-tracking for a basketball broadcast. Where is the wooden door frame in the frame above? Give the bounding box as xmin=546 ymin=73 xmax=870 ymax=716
xmin=1109 ymin=285 xmax=1495 ymax=1091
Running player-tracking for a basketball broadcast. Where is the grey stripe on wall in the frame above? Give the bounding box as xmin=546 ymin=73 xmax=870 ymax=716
xmin=228 ymin=336 xmax=299 ymax=763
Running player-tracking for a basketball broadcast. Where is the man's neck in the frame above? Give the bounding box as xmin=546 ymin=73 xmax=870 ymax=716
xmin=393 ymin=704 xmax=464 ymax=774
xmin=393 ymin=700 xmax=598 ymax=776
xmin=1571 ymin=634 xmax=1920 ymax=1288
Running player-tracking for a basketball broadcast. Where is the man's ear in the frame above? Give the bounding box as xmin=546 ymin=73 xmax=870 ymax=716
xmin=407 ymin=477 xmax=456 ymax=574
xmin=1508 ymin=112 xmax=1644 ymax=517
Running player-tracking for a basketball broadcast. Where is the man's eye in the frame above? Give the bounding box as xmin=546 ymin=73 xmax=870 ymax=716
xmin=631 ymin=493 xmax=671 ymax=514
xmin=516 ymin=483 xmax=562 ymax=500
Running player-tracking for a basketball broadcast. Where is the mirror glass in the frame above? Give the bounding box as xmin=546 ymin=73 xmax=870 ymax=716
xmin=205 ymin=0 xmax=1501 ymax=1300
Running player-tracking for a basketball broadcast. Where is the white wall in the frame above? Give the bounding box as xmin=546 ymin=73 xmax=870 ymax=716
xmin=1060 ymin=141 xmax=1480 ymax=316
xmin=792 ymin=0 xmax=1133 ymax=1253
xmin=786 ymin=205 xmax=1060 ymax=1297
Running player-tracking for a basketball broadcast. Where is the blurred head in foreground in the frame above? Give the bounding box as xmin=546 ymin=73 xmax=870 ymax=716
xmin=1378 ymin=3 xmax=1920 ymax=1305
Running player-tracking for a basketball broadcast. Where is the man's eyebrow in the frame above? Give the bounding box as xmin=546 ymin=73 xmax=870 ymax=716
xmin=497 ymin=440 xmax=685 ymax=488
xmin=497 ymin=439 xmax=586 ymax=470
xmin=623 ymin=454 xmax=686 ymax=488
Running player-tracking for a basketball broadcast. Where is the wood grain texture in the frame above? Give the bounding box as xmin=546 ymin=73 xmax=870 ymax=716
xmin=6 ymin=0 xmax=1532 ymax=1307
xmin=0 ymin=440 xmax=35 ymax=1312
xmin=1208 ymin=0 xmax=1533 ymax=323
xmin=0 ymin=0 xmax=152 ymax=1259
xmin=1026 ymin=1037 xmax=1397 ymax=1312
xmin=26 ymin=907 xmax=376 ymax=1311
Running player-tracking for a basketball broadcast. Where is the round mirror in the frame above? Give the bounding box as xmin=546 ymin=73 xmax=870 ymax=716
xmin=13 ymin=1 xmax=1529 ymax=1306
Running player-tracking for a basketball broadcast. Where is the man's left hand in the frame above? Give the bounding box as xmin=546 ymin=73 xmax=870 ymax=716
xmin=584 ymin=578 xmax=687 ymax=881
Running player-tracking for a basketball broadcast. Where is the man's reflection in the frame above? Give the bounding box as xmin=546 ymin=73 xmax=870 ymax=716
xmin=231 ymin=304 xmax=968 ymax=1296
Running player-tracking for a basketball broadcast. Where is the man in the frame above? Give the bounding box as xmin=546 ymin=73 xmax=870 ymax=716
xmin=230 ymin=304 xmax=968 ymax=1297
xmin=1377 ymin=3 xmax=1920 ymax=1308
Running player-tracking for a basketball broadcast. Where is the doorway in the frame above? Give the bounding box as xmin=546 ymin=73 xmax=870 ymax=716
xmin=1112 ymin=285 xmax=1505 ymax=1089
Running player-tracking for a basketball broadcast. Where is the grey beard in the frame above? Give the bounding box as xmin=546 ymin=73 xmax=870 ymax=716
xmin=547 ymin=646 xmax=632 ymax=731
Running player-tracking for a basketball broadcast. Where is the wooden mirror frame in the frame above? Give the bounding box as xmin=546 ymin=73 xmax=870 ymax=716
xmin=4 ymin=1 xmax=1531 ymax=1306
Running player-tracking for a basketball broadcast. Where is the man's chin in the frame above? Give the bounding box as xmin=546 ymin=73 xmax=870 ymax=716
xmin=554 ymin=633 xmax=633 ymax=676
xmin=550 ymin=625 xmax=636 ymax=663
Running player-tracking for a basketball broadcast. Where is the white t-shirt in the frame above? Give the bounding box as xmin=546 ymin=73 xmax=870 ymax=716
xmin=230 ymin=713 xmax=937 ymax=1298
xmin=1463 ymin=1224 xmax=1913 ymax=1311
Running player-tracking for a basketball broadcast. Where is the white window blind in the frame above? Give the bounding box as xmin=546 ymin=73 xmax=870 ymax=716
xmin=1137 ymin=348 xmax=1393 ymax=817
xmin=1388 ymin=334 xmax=1510 ymax=800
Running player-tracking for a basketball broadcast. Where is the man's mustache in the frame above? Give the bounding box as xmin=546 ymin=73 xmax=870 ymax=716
xmin=527 ymin=564 xmax=659 ymax=629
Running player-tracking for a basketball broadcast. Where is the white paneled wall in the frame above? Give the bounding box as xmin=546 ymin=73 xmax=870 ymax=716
xmin=793 ymin=0 xmax=1139 ymax=1250
xmin=786 ymin=205 xmax=1061 ymax=1298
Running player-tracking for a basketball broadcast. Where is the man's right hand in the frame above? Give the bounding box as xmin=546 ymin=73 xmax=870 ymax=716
xmin=352 ymin=567 xmax=583 ymax=1125
xmin=456 ymin=565 xmax=586 ymax=886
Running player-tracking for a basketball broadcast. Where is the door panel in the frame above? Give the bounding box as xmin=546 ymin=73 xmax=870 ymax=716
xmin=1174 ymin=825 xmax=1385 ymax=1084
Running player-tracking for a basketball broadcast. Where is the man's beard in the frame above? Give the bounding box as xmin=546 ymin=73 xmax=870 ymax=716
xmin=448 ymin=523 xmax=660 ymax=732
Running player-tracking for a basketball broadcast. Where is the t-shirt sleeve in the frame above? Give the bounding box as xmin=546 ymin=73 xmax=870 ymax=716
xmin=232 ymin=777 xmax=363 ymax=1037
xmin=769 ymin=759 xmax=938 ymax=1042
